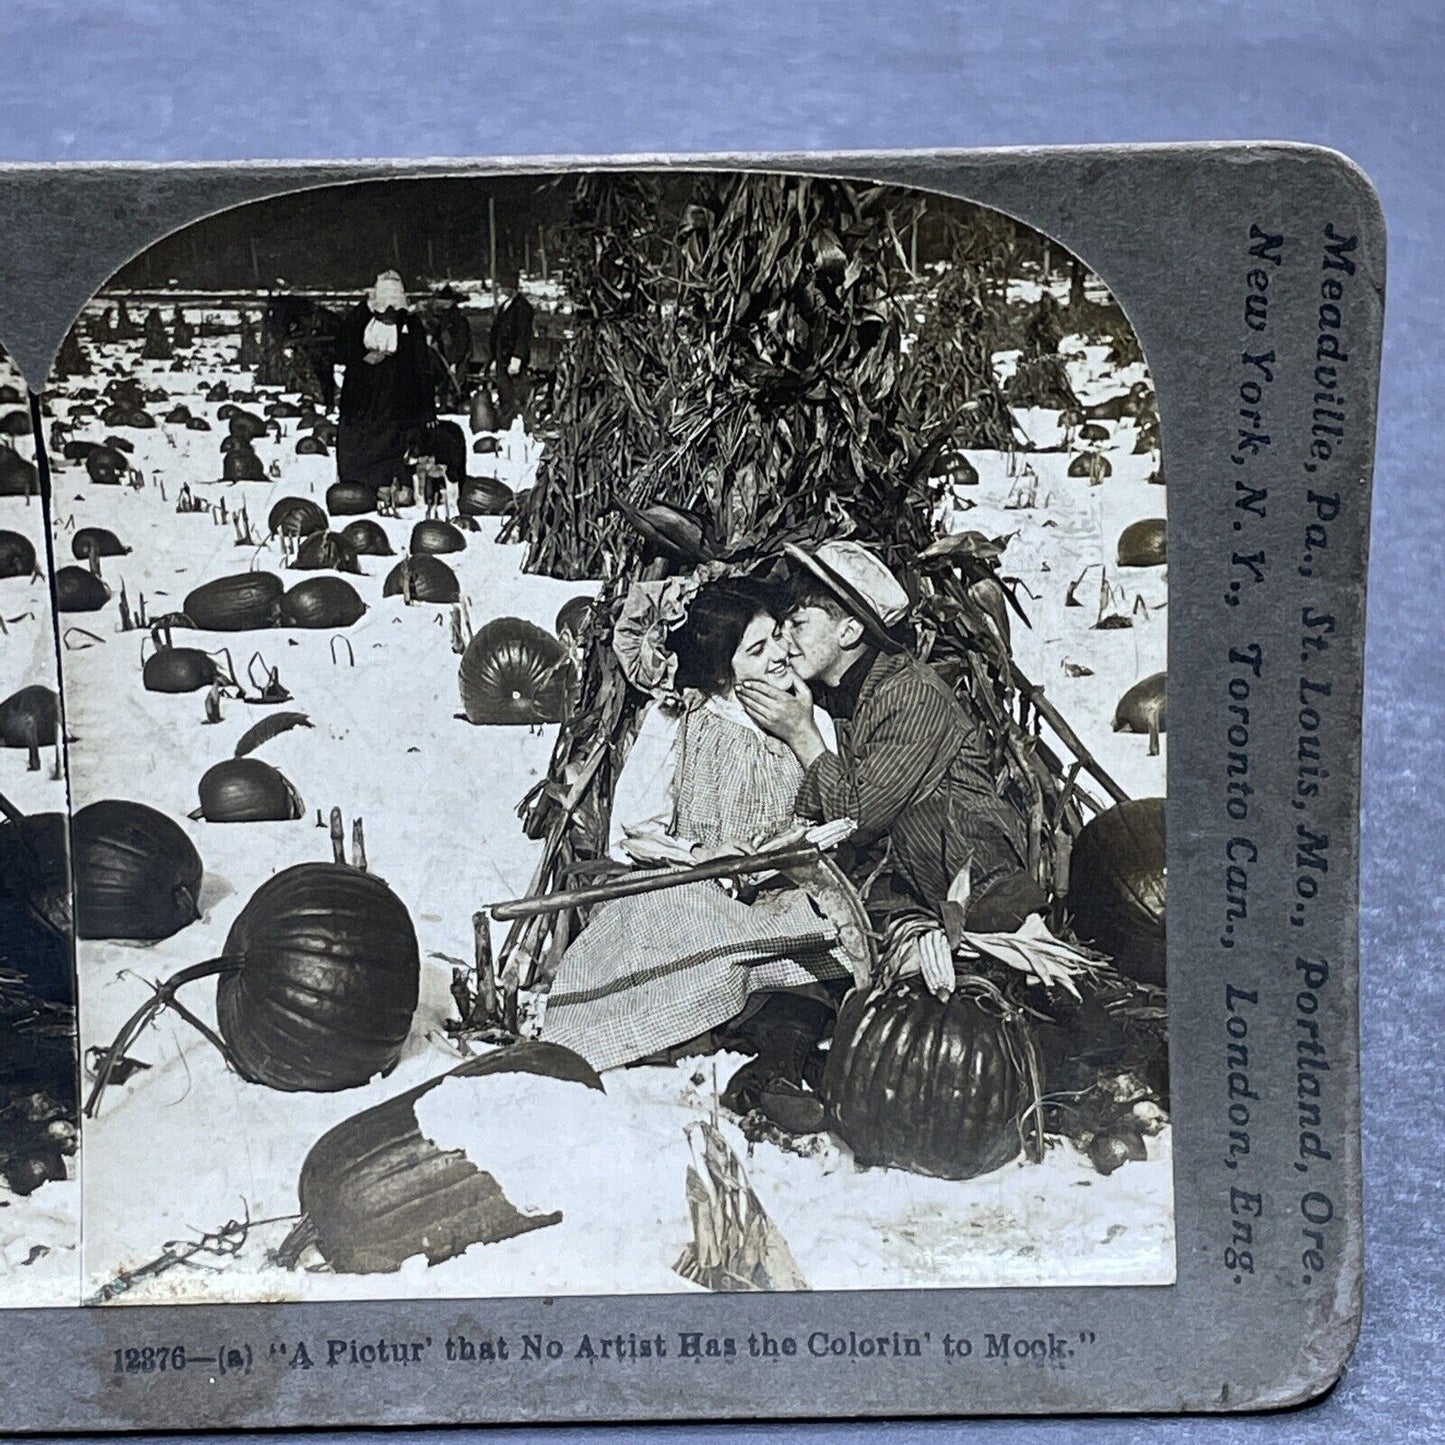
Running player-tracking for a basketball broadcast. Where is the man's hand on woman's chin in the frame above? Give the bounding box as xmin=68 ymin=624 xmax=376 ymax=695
xmin=738 ymin=677 xmax=813 ymax=737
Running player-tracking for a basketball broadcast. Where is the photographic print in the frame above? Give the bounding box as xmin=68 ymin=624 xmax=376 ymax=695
xmin=32 ymin=171 xmax=1175 ymax=1307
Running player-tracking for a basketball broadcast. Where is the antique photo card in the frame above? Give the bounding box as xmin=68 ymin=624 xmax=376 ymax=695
xmin=0 ymin=144 xmax=1378 ymax=1426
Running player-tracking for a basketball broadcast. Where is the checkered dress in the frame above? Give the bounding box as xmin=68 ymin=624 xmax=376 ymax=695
xmin=541 ymin=705 xmax=852 ymax=1073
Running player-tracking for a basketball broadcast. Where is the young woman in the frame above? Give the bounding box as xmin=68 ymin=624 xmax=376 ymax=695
xmin=539 ymin=576 xmax=854 ymax=1095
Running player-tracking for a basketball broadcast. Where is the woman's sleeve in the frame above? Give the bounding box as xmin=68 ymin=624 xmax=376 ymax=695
xmin=607 ymin=705 xmax=681 ymax=859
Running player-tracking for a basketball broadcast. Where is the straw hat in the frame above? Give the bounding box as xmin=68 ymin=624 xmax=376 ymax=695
xmin=784 ymin=540 xmax=910 ymax=653
xmin=368 ymin=271 xmax=408 ymax=313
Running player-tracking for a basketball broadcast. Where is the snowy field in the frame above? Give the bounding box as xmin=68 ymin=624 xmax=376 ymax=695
xmin=4 ymin=294 xmax=1171 ymax=1306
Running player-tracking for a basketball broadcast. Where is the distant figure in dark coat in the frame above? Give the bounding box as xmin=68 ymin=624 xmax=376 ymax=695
xmin=334 ymin=271 xmax=436 ymax=490
xmin=141 ymin=308 xmax=172 ymax=360
xmin=489 ymin=272 xmax=534 ymax=429
xmin=430 ymin=286 xmax=474 ymax=410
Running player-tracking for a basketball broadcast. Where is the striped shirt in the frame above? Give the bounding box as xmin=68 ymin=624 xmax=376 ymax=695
xmin=796 ymin=649 xmax=1030 ymax=922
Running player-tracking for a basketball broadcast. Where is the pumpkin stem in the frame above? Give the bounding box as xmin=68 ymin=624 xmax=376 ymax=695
xmin=83 ymin=956 xmax=241 ymax=1118
xmin=274 ymin=1214 xmax=318 ymax=1270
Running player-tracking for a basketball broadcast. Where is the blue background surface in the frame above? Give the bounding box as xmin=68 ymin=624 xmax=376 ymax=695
xmin=0 ymin=1 xmax=1439 ymax=1437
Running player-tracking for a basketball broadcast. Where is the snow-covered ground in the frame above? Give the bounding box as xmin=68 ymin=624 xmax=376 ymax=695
xmin=8 ymin=288 xmax=1170 ymax=1307
xmin=0 ymin=351 xmax=83 ymax=1306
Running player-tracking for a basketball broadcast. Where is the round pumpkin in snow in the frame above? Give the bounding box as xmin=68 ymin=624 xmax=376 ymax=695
xmin=196 ymin=757 xmax=304 ymax=823
xmin=165 ymin=404 xmax=192 ymax=424
xmin=296 ymin=434 xmax=329 ymax=456
xmin=71 ymin=799 xmax=204 ymax=942
xmin=183 ymin=571 xmax=283 ymax=631
xmin=554 ymin=595 xmax=593 ymax=640
xmin=326 ymin=481 xmax=377 ymax=516
xmin=53 ymin=566 xmax=111 ymax=613
xmin=227 ymin=410 xmax=267 ymax=441
xmin=72 ymin=526 xmax=129 ymax=561
xmin=822 ymin=975 xmax=1042 ymax=1180
xmin=459 ymin=618 xmax=570 ymax=725
xmin=1068 ymin=452 xmax=1112 ymax=479
xmin=295 ymin=1040 xmax=600 ymax=1273
xmin=409 ymin=518 xmax=466 ymax=555
xmin=143 ymin=647 xmax=219 ymax=694
xmin=0 ymin=447 xmax=39 ymax=495
xmin=1066 ymin=797 xmax=1165 ymax=987
xmin=222 ymin=443 xmax=265 ymax=482
xmin=341 ymin=518 xmax=393 ymax=556
xmin=0 ymin=529 xmax=36 ymax=579
xmin=186 ymin=416 xmax=212 ymax=432
xmin=1116 ymin=518 xmax=1167 ymax=568
xmin=0 ymin=408 xmax=32 ymax=437
xmin=458 ymin=476 xmax=513 ymax=516
xmin=383 ymin=555 xmax=460 ymax=604
xmin=267 ymin=496 xmax=327 ymax=540
xmin=0 ymin=384 xmax=21 ymax=404
xmin=293 ymin=530 xmax=361 ymax=574
xmin=0 ymin=685 xmax=60 ymax=747
xmin=280 ymin=576 xmax=366 ymax=629
xmin=1113 ymin=671 xmax=1166 ymax=743
xmin=1079 ymin=421 xmax=1110 ymax=442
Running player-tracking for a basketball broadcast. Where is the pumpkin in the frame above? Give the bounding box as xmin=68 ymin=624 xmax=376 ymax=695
xmin=0 ymin=447 xmax=39 ymax=495
xmin=472 ymin=435 xmax=500 ymax=455
xmin=458 ymin=476 xmax=513 ymax=516
xmin=0 ymin=529 xmax=36 ymax=578
xmin=186 ymin=416 xmax=212 ymax=432
xmin=83 ymin=446 xmax=125 ymax=485
xmin=1068 ymin=452 xmax=1112 ymax=479
xmin=121 ymin=408 xmax=156 ymax=429
xmin=293 ymin=530 xmax=361 ymax=574
xmin=86 ymin=861 xmax=422 ymax=1115
xmin=314 ymin=421 xmax=339 ymax=446
xmin=554 ymin=595 xmax=593 ymax=639
xmin=0 ymin=409 xmax=31 ymax=437
xmin=409 ymin=518 xmax=466 ymax=555
xmin=227 ymin=410 xmax=267 ymax=441
xmin=222 ymin=443 xmax=266 ymax=482
xmin=326 ymin=481 xmax=377 ymax=516
xmin=71 ymin=798 xmax=204 ymax=942
xmin=280 ymin=576 xmax=366 ymax=629
xmin=207 ymin=380 xmax=230 ymax=401
xmin=383 ymin=555 xmax=460 ymax=604
xmin=62 ymin=440 xmax=100 ymax=461
xmin=268 ymin=496 xmax=327 ymax=539
xmin=1066 ymin=797 xmax=1166 ymax=987
xmin=341 ymin=518 xmax=393 ymax=556
xmin=0 ymin=685 xmax=60 ymax=747
xmin=0 ymin=384 xmax=21 ymax=404
xmin=143 ymin=646 xmax=218 ymax=694
xmin=266 ymin=399 xmax=303 ymax=419
xmin=469 ymin=387 xmax=499 ymax=433
xmin=1113 ymin=672 xmax=1166 ymax=741
xmin=294 ymin=1040 xmax=601 ymax=1273
xmin=53 ymin=566 xmax=111 ymax=613
xmin=1079 ymin=421 xmax=1111 ymax=442
xmin=183 ymin=571 xmax=284 ymax=631
xmin=822 ymin=975 xmax=1042 ymax=1180
xmin=72 ymin=526 xmax=129 ymax=561
xmin=165 ymin=405 xmax=192 ymax=423
xmin=459 ymin=618 xmax=570 ymax=725
xmin=1117 ymin=518 xmax=1167 ymax=568
xmin=196 ymin=757 xmax=304 ymax=823
xmin=102 ymin=435 xmax=135 ymax=454
xmin=1086 ymin=394 xmax=1132 ymax=422
xmin=296 ymin=434 xmax=329 ymax=456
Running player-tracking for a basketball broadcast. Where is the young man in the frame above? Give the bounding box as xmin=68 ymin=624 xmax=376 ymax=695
xmin=737 ymin=541 xmax=1046 ymax=1001
xmin=489 ymin=270 xmax=534 ymax=428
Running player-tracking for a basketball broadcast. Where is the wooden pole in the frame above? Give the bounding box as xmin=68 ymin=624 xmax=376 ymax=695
xmin=472 ymin=911 xmax=498 ymax=1022
xmin=539 ymin=224 xmax=548 ymax=282
xmin=249 ymin=238 xmax=260 ymax=284
xmin=427 ymin=236 xmax=435 ymax=277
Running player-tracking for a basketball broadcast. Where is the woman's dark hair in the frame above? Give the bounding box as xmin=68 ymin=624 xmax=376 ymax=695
xmin=669 ymin=576 xmax=783 ymax=697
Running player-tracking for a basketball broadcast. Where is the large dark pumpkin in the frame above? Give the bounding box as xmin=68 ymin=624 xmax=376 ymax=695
xmin=0 ymin=408 xmax=32 ymax=436
xmin=296 ymin=434 xmax=329 ymax=456
xmin=341 ymin=518 xmax=393 ymax=556
xmin=215 ymin=863 xmax=419 ymax=1092
xmin=72 ymin=526 xmax=130 ymax=561
xmin=83 ymin=445 xmax=126 ymax=485
xmin=1113 ymin=672 xmax=1166 ymax=737
xmin=53 ymin=566 xmax=111 ymax=613
xmin=293 ymin=530 xmax=361 ymax=574
xmin=1117 ymin=518 xmax=1167 ymax=568
xmin=0 ymin=529 xmax=36 ymax=579
xmin=1068 ymin=452 xmax=1112 ymax=479
xmin=183 ymin=571 xmax=284 ymax=631
xmin=186 ymin=416 xmax=213 ymax=432
xmin=1066 ymin=797 xmax=1166 ymax=987
xmin=280 ymin=576 xmax=366 ymax=629
xmin=0 ymin=383 xmax=22 ymax=404
xmin=822 ymin=976 xmax=1040 ymax=1180
xmin=143 ymin=647 xmax=218 ymax=694
xmin=326 ymin=481 xmax=377 ymax=516
xmin=71 ymin=799 xmax=204 ymax=942
xmin=267 ymin=496 xmax=327 ymax=540
xmin=459 ymin=618 xmax=570 ymax=725
xmin=554 ymin=595 xmax=594 ymax=639
xmin=409 ymin=518 xmax=466 ymax=555
xmin=0 ymin=447 xmax=39 ymax=495
xmin=383 ymin=555 xmax=460 ymax=603
xmin=222 ymin=443 xmax=266 ymax=482
xmin=196 ymin=757 xmax=304 ymax=823
xmin=458 ymin=476 xmax=513 ymax=516
xmin=296 ymin=1040 xmax=601 ymax=1273
xmin=227 ymin=410 xmax=268 ymax=442
xmin=469 ymin=387 xmax=499 ymax=434
xmin=0 ymin=685 xmax=60 ymax=747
